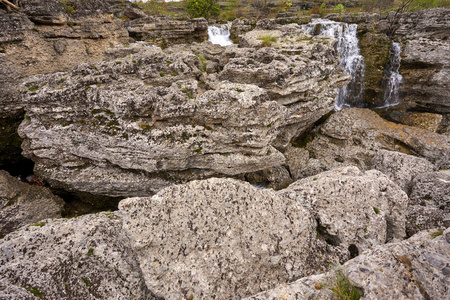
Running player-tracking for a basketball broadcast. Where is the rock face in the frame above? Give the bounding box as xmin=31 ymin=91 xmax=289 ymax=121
xmin=0 ymin=169 xmax=408 ymax=299
xmin=288 ymin=108 xmax=450 ymax=180
xmin=395 ymin=7 xmax=450 ymax=114
xmin=0 ymin=212 xmax=157 ymax=300
xmin=18 ymin=24 xmax=349 ymax=199
xmin=127 ymin=16 xmax=208 ymax=46
xmin=0 ymin=170 xmax=65 ymax=238
xmin=0 ymin=1 xmax=129 ymax=167
xmin=246 ymin=228 xmax=450 ymax=300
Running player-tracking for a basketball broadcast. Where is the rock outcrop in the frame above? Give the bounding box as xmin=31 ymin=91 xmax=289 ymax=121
xmin=18 ymin=24 xmax=349 ymax=200
xmin=0 ymin=170 xmax=65 ymax=238
xmin=0 ymin=168 xmax=409 ymax=299
xmin=0 ymin=0 xmax=129 ymax=167
xmin=287 ymin=108 xmax=450 ymax=180
xmin=246 ymin=228 xmax=450 ymax=300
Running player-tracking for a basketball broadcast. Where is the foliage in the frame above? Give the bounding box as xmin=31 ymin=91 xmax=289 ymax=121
xmin=186 ymin=0 xmax=221 ymax=19
xmin=137 ymin=0 xmax=168 ymax=16
xmin=362 ymin=0 xmax=394 ymax=12
xmin=319 ymin=2 xmax=327 ymax=17
xmin=408 ymin=0 xmax=450 ymax=11
xmin=334 ymin=4 xmax=345 ymax=14
xmin=257 ymin=34 xmax=278 ymax=47
xmin=431 ymin=230 xmax=443 ymax=238
xmin=61 ymin=0 xmax=75 ymax=14
xmin=331 ymin=269 xmax=363 ymax=300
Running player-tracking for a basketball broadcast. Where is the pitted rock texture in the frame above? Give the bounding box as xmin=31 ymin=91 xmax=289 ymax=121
xmin=18 ymin=25 xmax=349 ymax=199
xmin=0 ymin=212 xmax=156 ymax=300
xmin=280 ymin=166 xmax=408 ymax=253
xmin=288 ymin=108 xmax=450 ymax=180
xmin=370 ymin=150 xmax=437 ymax=193
xmin=410 ymin=171 xmax=450 ymax=213
xmin=0 ymin=170 xmax=65 ymax=238
xmin=119 ymin=178 xmax=318 ymax=299
xmin=0 ymin=170 xmax=409 ymax=300
xmin=0 ymin=4 xmax=128 ymax=166
xmin=246 ymin=228 xmax=450 ymax=300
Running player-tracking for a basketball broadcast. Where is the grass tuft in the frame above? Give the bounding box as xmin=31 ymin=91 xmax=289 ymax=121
xmin=257 ymin=35 xmax=278 ymax=47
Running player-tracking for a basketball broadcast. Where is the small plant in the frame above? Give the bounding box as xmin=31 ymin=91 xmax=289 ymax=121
xmin=373 ymin=207 xmax=380 ymax=214
xmin=266 ymin=149 xmax=271 ymax=155
xmin=140 ymin=124 xmax=152 ymax=131
xmin=81 ymin=277 xmax=91 ymax=286
xmin=26 ymin=288 xmax=44 ymax=299
xmin=334 ymin=4 xmax=345 ymax=14
xmin=236 ymin=88 xmax=243 ymax=93
xmin=61 ymin=0 xmax=75 ymax=14
xmin=319 ymin=3 xmax=327 ymax=17
xmin=31 ymin=222 xmax=47 ymax=227
xmin=159 ymin=72 xmax=165 ymax=77
xmin=28 ymin=86 xmax=39 ymax=92
xmin=257 ymin=35 xmax=278 ymax=47
xmin=185 ymin=0 xmax=221 ymax=19
xmin=60 ymin=78 xmax=66 ymax=83
xmin=431 ymin=230 xmax=443 ymax=239
xmin=87 ymin=248 xmax=94 ymax=256
xmin=116 ymin=61 xmax=122 ymax=64
xmin=330 ymin=269 xmax=363 ymax=300
xmin=194 ymin=147 xmax=202 ymax=154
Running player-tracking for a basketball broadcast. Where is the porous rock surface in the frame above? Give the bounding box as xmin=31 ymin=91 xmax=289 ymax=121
xmin=0 ymin=168 xmax=409 ymax=299
xmin=18 ymin=24 xmax=349 ymax=199
xmin=288 ymin=108 xmax=450 ymax=179
xmin=0 ymin=212 xmax=156 ymax=300
xmin=0 ymin=170 xmax=65 ymax=237
xmin=246 ymin=228 xmax=450 ymax=300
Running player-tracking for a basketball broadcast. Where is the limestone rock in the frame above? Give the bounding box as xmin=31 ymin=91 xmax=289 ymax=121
xmin=0 ymin=212 xmax=156 ymax=299
xmin=127 ymin=16 xmax=208 ymax=47
xmin=386 ymin=111 xmax=444 ymax=133
xmin=288 ymin=108 xmax=450 ymax=179
xmin=0 ymin=170 xmax=65 ymax=238
xmin=119 ymin=178 xmax=320 ymax=299
xmin=370 ymin=150 xmax=437 ymax=193
xmin=406 ymin=205 xmax=448 ymax=237
xmin=409 ymin=172 xmax=450 ymax=212
xmin=18 ymin=25 xmax=348 ymax=199
xmin=280 ymin=166 xmax=408 ymax=254
xmin=246 ymin=228 xmax=450 ymax=300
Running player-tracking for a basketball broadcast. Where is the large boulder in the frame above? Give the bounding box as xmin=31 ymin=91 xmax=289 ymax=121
xmin=0 ymin=170 xmax=65 ymax=238
xmin=18 ymin=24 xmax=349 ymax=200
xmin=0 ymin=212 xmax=156 ymax=299
xmin=246 ymin=228 xmax=450 ymax=300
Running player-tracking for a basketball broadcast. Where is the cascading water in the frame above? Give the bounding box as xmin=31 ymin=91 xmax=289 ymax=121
xmin=380 ymin=41 xmax=403 ymax=107
xmin=208 ymin=24 xmax=233 ymax=47
xmin=302 ymin=19 xmax=365 ymax=110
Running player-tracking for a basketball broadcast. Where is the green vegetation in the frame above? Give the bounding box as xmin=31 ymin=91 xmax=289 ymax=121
xmin=373 ymin=207 xmax=380 ymax=214
xmin=431 ymin=230 xmax=443 ymax=238
xmin=60 ymin=0 xmax=75 ymax=14
xmin=185 ymin=0 xmax=221 ymax=19
xmin=31 ymin=222 xmax=47 ymax=227
xmin=28 ymin=86 xmax=39 ymax=92
xmin=257 ymin=35 xmax=278 ymax=47
xmin=26 ymin=288 xmax=44 ymax=299
xmin=87 ymin=248 xmax=94 ymax=256
xmin=334 ymin=4 xmax=346 ymax=13
xmin=330 ymin=269 xmax=363 ymax=300
xmin=81 ymin=277 xmax=91 ymax=286
xmin=136 ymin=0 xmax=170 ymax=16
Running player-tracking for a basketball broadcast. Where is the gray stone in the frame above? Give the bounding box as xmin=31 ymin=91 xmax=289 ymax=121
xmin=246 ymin=228 xmax=450 ymax=300
xmin=406 ymin=205 xmax=448 ymax=237
xmin=0 ymin=170 xmax=65 ymax=238
xmin=371 ymin=150 xmax=437 ymax=193
xmin=410 ymin=171 xmax=450 ymax=213
xmin=0 ymin=212 xmax=156 ymax=299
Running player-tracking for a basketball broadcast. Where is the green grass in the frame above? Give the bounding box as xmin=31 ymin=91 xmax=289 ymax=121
xmin=330 ymin=269 xmax=363 ymax=300
xmin=31 ymin=222 xmax=47 ymax=227
xmin=26 ymin=288 xmax=44 ymax=299
xmin=257 ymin=35 xmax=278 ymax=47
xmin=373 ymin=207 xmax=380 ymax=214
xmin=431 ymin=230 xmax=443 ymax=239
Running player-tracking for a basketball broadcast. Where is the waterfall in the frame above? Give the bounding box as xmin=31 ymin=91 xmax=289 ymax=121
xmin=208 ymin=24 xmax=233 ymax=47
xmin=302 ymin=19 xmax=365 ymax=110
xmin=380 ymin=41 xmax=403 ymax=107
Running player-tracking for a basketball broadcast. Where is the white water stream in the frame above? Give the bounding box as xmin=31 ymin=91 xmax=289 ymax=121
xmin=208 ymin=24 xmax=233 ymax=47
xmin=380 ymin=41 xmax=403 ymax=108
xmin=302 ymin=19 xmax=365 ymax=110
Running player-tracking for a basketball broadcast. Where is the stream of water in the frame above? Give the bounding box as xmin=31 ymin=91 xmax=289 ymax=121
xmin=380 ymin=41 xmax=403 ymax=108
xmin=208 ymin=24 xmax=233 ymax=47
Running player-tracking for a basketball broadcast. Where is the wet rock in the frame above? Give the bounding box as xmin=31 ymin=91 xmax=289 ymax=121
xmin=18 ymin=25 xmax=348 ymax=199
xmin=246 ymin=228 xmax=450 ymax=300
xmin=0 ymin=212 xmax=156 ymax=299
xmin=0 ymin=170 xmax=65 ymax=238
xmin=370 ymin=150 xmax=436 ymax=193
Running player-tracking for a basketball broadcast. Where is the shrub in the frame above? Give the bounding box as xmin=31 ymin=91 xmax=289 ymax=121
xmin=257 ymin=35 xmax=278 ymax=47
xmin=319 ymin=2 xmax=327 ymax=17
xmin=185 ymin=0 xmax=221 ymax=19
xmin=334 ymin=4 xmax=345 ymax=14
xmin=136 ymin=0 xmax=168 ymax=16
